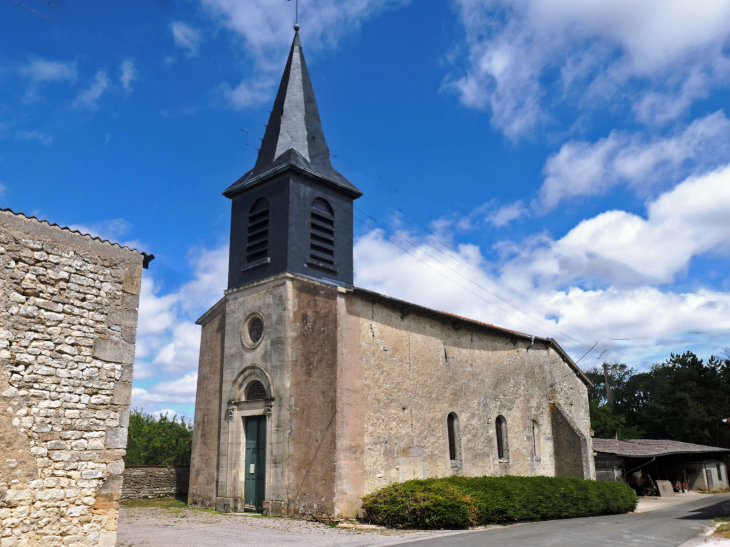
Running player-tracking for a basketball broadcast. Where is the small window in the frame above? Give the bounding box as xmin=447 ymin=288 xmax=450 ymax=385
xmin=247 ymin=198 xmax=269 ymax=263
xmin=532 ymin=421 xmax=540 ymax=459
xmin=309 ymin=198 xmax=335 ymax=266
xmin=248 ymin=317 xmax=264 ymax=344
xmin=447 ymin=412 xmax=462 ymax=462
xmin=246 ymin=381 xmax=267 ymax=401
xmin=496 ymin=415 xmax=508 ymax=461
xmin=718 ymin=463 xmax=723 ymax=482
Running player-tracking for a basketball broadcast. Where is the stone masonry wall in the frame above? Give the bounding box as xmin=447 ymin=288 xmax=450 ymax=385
xmin=0 ymin=210 xmax=144 ymax=547
xmin=120 ymin=467 xmax=189 ymax=501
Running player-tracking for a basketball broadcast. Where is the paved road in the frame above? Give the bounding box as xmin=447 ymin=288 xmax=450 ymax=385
xmin=392 ymin=494 xmax=730 ymax=547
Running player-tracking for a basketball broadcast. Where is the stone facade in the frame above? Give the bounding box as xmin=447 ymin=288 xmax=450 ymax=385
xmin=0 ymin=210 xmax=146 ymax=547
xmin=190 ymin=273 xmax=595 ymax=520
xmin=120 ymin=467 xmax=189 ymax=501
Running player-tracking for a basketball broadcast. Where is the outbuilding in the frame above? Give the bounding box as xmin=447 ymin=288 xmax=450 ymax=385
xmin=594 ymin=438 xmax=730 ymax=494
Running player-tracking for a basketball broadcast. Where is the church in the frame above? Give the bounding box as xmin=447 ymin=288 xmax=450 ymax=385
xmin=188 ymin=27 xmax=596 ymax=520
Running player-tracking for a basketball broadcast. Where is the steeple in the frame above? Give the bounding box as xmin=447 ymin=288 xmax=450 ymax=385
xmin=224 ymin=31 xmax=361 ymax=198
xmin=224 ymin=28 xmax=361 ymax=290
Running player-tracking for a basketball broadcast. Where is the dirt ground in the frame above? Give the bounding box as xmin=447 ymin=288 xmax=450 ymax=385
xmin=116 ymin=501 xmax=458 ymax=547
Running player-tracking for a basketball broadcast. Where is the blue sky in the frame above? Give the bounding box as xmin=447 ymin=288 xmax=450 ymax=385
xmin=2 ymin=0 xmax=730 ymax=418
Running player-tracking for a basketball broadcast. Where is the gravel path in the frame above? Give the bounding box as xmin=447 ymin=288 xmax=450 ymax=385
xmin=116 ymin=507 xmax=457 ymax=547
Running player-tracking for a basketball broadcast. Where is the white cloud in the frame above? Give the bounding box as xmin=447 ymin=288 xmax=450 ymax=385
xmin=199 ymin=0 xmax=409 ymax=109
xmin=354 ymin=163 xmax=730 ymax=368
xmin=20 ymin=59 xmax=77 ymax=102
xmin=486 ymin=201 xmax=528 ymax=227
xmin=120 ymin=59 xmax=137 ymax=92
xmin=171 ymin=21 xmax=203 ymax=57
xmin=132 ymin=374 xmax=199 ymax=410
xmin=539 ymin=110 xmax=730 ymax=209
xmin=133 ymin=245 xmax=227 ymax=406
xmin=450 ymin=0 xmax=730 ymax=138
xmin=72 ymin=70 xmax=109 ymax=110
xmin=218 ymin=78 xmax=274 ymax=109
xmin=67 ymin=218 xmax=133 ymax=241
xmin=0 ymin=183 xmax=6 ymax=197
xmin=15 ymin=130 xmax=53 ymax=146
xmin=22 ymin=59 xmax=77 ymax=82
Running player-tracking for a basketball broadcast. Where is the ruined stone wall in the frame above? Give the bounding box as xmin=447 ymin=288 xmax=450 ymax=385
xmin=349 ymin=292 xmax=594 ymax=496
xmin=120 ymin=467 xmax=189 ymax=501
xmin=0 ymin=210 xmax=144 ymax=547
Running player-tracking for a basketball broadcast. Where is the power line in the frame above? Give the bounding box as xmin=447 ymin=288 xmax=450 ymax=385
xmin=389 ymin=205 xmax=593 ymax=343
xmin=354 ymin=213 xmax=601 ymax=352
xmin=9 ymin=0 xmax=56 ymax=21
xmin=355 ymin=206 xmax=603 ymax=352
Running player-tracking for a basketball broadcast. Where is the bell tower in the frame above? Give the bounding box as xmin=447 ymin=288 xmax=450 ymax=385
xmin=224 ymin=29 xmax=362 ymax=289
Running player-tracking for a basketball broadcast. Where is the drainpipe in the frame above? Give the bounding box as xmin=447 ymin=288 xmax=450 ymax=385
xmin=527 ymin=336 xmax=535 ymax=351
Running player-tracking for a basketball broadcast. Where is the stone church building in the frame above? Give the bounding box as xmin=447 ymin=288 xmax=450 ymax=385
xmin=188 ymin=28 xmax=595 ymax=520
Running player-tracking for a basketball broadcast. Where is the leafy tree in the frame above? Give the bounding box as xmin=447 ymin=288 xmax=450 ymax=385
xmin=124 ymin=410 xmax=194 ymax=466
xmin=585 ymin=352 xmax=730 ymax=448
xmin=589 ymin=400 xmax=644 ymax=440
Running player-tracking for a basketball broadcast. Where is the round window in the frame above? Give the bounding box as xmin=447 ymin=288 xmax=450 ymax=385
xmin=241 ymin=313 xmax=265 ymax=349
xmin=248 ymin=317 xmax=264 ymax=344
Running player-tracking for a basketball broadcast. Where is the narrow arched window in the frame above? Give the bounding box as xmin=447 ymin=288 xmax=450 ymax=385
xmin=532 ymin=420 xmax=540 ymax=459
xmin=246 ymin=381 xmax=267 ymax=401
xmin=309 ymin=198 xmax=335 ymax=266
xmin=496 ymin=415 xmax=508 ymax=461
xmin=447 ymin=412 xmax=462 ymax=462
xmin=247 ymin=198 xmax=269 ymax=264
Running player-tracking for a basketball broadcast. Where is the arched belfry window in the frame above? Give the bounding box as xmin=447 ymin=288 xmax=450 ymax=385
xmin=246 ymin=381 xmax=267 ymax=401
xmin=447 ymin=412 xmax=462 ymax=462
xmin=247 ymin=198 xmax=269 ymax=264
xmin=496 ymin=415 xmax=509 ymax=461
xmin=309 ymin=198 xmax=335 ymax=267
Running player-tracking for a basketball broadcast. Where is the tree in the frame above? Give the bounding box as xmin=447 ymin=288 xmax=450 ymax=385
xmin=589 ymin=400 xmax=644 ymax=439
xmin=585 ymin=352 xmax=730 ymax=447
xmin=124 ymin=410 xmax=194 ymax=466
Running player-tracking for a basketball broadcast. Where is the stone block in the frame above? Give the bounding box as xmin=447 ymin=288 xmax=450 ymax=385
xmin=108 ymin=309 xmax=138 ymax=328
xmin=105 ymin=427 xmax=128 ymax=449
xmin=98 ymin=531 xmax=117 ymax=547
xmin=112 ymin=382 xmax=132 ymax=405
xmin=122 ymin=264 xmax=143 ymax=295
xmin=119 ymin=365 xmax=134 ymax=383
xmin=122 ymin=293 xmax=140 ymax=311
xmin=93 ymin=339 xmax=135 ymax=365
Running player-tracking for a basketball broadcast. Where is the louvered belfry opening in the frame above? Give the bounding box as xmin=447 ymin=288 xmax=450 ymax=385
xmin=247 ymin=198 xmax=270 ymax=263
xmin=309 ymin=198 xmax=335 ymax=266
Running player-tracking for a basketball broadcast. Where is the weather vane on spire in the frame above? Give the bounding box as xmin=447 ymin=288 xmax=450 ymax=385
xmin=288 ymin=0 xmax=300 ymax=31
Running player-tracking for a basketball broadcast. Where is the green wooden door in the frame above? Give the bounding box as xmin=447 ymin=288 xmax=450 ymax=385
xmin=244 ymin=415 xmax=266 ymax=510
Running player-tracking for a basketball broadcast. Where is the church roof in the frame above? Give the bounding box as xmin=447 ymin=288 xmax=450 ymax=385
xmin=224 ymin=31 xmax=361 ymax=199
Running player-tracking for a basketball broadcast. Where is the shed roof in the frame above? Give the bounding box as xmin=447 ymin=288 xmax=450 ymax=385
xmin=593 ymin=438 xmax=730 ymax=458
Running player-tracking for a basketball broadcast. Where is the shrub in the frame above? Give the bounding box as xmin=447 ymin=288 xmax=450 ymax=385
xmin=124 ymin=410 xmax=193 ymax=466
xmin=362 ymin=475 xmax=637 ymax=529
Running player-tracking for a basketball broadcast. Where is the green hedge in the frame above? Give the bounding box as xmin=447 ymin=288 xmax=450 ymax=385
xmin=361 ymin=476 xmax=637 ymax=529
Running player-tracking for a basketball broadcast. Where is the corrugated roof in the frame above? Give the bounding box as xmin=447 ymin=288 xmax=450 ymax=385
xmin=593 ymin=438 xmax=730 ymax=457
xmin=0 ymin=207 xmax=149 ymax=257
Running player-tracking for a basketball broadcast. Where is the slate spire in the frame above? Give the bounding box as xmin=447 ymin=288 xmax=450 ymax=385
xmin=224 ymin=30 xmax=361 ymax=197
